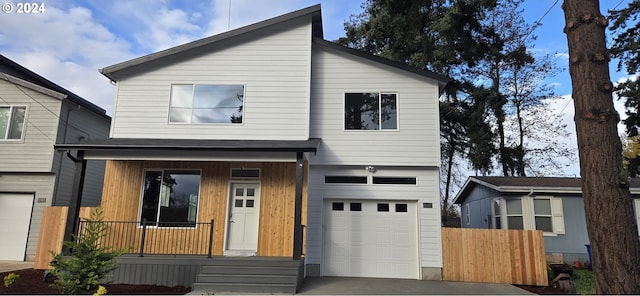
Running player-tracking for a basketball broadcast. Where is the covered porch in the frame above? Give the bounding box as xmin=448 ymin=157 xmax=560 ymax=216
xmin=55 ymin=138 xmax=319 ymax=259
xmin=50 ymin=138 xmax=319 ymax=292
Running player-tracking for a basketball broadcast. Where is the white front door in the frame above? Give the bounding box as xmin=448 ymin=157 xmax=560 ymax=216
xmin=226 ymin=183 xmax=260 ymax=252
xmin=0 ymin=193 xmax=34 ymax=261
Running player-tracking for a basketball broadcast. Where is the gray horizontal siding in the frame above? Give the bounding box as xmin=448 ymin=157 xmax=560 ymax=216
xmin=308 ymin=46 xmax=441 ymax=166
xmin=110 ymin=16 xmax=312 ymax=141
xmin=543 ymin=196 xmax=590 ymax=261
xmin=53 ymin=102 xmax=110 ymax=206
xmin=0 ymin=79 xmax=61 ymax=172
xmin=0 ymin=173 xmax=56 ymax=261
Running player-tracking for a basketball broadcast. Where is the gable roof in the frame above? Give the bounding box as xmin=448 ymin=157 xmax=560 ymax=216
xmin=313 ymin=38 xmax=450 ymax=90
xmin=0 ymin=55 xmax=108 ymax=118
xmin=99 ymin=4 xmax=450 ymax=89
xmin=100 ymin=4 xmax=323 ymax=81
xmin=453 ymin=176 xmax=640 ymax=204
xmin=0 ymin=73 xmax=67 ymax=100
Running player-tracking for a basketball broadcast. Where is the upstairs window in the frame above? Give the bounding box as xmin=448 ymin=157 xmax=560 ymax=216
xmin=169 ymin=84 xmax=244 ymax=124
xmin=0 ymin=106 xmax=26 ymax=140
xmin=140 ymin=170 xmax=201 ymax=227
xmin=345 ymin=92 xmax=397 ymax=130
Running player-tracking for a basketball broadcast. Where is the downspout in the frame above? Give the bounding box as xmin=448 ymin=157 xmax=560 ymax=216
xmin=52 ymin=104 xmax=80 ymax=205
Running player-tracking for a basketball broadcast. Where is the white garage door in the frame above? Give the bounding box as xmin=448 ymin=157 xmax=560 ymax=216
xmin=0 ymin=193 xmax=34 ymax=261
xmin=323 ymin=200 xmax=418 ymax=279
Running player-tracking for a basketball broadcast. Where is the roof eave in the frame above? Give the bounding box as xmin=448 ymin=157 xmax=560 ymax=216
xmin=100 ymin=4 xmax=323 ymax=82
xmin=55 ymin=138 xmax=322 ymax=153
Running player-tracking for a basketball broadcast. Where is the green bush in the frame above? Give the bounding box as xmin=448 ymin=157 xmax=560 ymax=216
xmin=49 ymin=207 xmax=127 ymax=294
xmin=3 ymin=273 xmax=19 ymax=288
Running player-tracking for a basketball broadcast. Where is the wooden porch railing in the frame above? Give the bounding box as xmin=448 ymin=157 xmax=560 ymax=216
xmin=78 ymin=219 xmax=215 ymax=257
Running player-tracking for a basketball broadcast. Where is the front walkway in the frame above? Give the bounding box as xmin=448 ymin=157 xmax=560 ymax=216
xmin=297 ymin=277 xmax=533 ymax=295
xmin=0 ymin=260 xmax=34 ymax=273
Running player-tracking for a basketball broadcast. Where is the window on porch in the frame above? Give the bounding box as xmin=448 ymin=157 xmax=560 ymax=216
xmin=140 ymin=170 xmax=201 ymax=227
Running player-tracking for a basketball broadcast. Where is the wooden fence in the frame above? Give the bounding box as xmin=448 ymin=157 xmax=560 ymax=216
xmin=442 ymin=227 xmax=548 ymax=286
xmin=34 ymin=207 xmax=95 ymax=269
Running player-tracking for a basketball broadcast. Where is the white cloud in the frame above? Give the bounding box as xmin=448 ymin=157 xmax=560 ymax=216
xmin=0 ymin=3 xmax=135 ymax=114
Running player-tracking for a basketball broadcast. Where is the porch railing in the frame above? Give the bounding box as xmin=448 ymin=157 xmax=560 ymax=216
xmin=78 ymin=219 xmax=215 ymax=257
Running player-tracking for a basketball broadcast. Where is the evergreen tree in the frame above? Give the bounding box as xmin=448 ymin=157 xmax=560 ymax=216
xmin=610 ymin=0 xmax=640 ymax=175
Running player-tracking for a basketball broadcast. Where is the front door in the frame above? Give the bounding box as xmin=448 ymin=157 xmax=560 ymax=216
xmin=226 ymin=183 xmax=260 ymax=252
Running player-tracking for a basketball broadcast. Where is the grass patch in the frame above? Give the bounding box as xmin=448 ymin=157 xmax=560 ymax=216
xmin=573 ymin=269 xmax=595 ymax=294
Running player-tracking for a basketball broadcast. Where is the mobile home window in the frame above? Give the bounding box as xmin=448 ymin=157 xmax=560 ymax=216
xmin=344 ymin=93 xmax=397 ymax=130
xmin=0 ymin=106 xmax=26 ymax=140
xmin=533 ymin=198 xmax=553 ymax=232
xmin=505 ymin=199 xmax=524 ymax=230
xmin=169 ymin=84 xmax=244 ymax=124
xmin=140 ymin=170 xmax=201 ymax=227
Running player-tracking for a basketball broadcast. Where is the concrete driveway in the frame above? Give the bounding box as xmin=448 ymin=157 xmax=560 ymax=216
xmin=297 ymin=277 xmax=534 ymax=295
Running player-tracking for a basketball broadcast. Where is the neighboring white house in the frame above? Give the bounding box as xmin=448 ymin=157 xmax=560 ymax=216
xmin=0 ymin=55 xmax=110 ymax=261
xmin=56 ymin=4 xmax=448 ymax=281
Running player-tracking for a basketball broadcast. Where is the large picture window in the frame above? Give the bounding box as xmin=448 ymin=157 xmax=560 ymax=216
xmin=169 ymin=84 xmax=244 ymax=124
xmin=344 ymin=92 xmax=397 ymax=130
xmin=0 ymin=106 xmax=26 ymax=140
xmin=140 ymin=170 xmax=201 ymax=227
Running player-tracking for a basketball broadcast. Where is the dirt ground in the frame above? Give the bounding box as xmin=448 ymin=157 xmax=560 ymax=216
xmin=1 ymin=269 xmax=191 ymax=295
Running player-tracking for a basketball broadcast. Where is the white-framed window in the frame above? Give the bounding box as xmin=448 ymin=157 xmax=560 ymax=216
xmin=169 ymin=84 xmax=244 ymax=124
xmin=465 ymin=204 xmax=471 ymax=225
xmin=533 ymin=198 xmax=553 ymax=232
xmin=344 ymin=92 xmax=397 ymax=130
xmin=493 ymin=196 xmax=565 ymax=235
xmin=139 ymin=169 xmax=201 ymax=227
xmin=0 ymin=106 xmax=26 ymax=140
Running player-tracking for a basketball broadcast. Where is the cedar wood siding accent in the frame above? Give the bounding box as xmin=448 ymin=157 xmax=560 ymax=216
xmin=100 ymin=160 xmax=307 ymax=257
xmin=305 ymin=166 xmax=442 ymax=269
xmin=0 ymin=78 xmax=61 ymax=172
xmin=109 ymin=16 xmax=312 ymax=141
xmin=308 ymin=45 xmax=441 ymax=166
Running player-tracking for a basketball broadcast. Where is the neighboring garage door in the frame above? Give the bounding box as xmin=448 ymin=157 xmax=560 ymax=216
xmin=323 ymin=199 xmax=418 ymax=279
xmin=0 ymin=193 xmax=34 ymax=261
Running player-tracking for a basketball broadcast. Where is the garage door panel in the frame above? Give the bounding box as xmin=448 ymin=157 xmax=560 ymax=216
xmin=0 ymin=194 xmax=34 ymax=261
xmin=324 ymin=200 xmax=418 ymax=279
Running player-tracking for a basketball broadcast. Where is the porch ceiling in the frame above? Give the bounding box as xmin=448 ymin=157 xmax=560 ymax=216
xmin=56 ymin=138 xmax=321 ymax=151
xmin=55 ymin=138 xmax=321 ymax=161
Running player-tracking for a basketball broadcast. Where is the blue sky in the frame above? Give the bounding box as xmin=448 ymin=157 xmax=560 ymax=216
xmin=0 ymin=0 xmax=635 ymax=176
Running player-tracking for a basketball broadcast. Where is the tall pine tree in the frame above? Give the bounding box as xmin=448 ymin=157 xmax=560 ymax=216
xmin=563 ymin=0 xmax=640 ymax=293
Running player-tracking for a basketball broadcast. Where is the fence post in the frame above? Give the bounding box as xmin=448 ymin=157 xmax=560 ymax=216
xmin=207 ymin=219 xmax=214 ymax=258
xmin=139 ymin=219 xmax=147 ymax=257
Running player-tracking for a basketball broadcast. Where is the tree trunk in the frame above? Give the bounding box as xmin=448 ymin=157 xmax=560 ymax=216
xmin=562 ymin=1 xmax=640 ymax=293
xmin=442 ymin=142 xmax=456 ymax=225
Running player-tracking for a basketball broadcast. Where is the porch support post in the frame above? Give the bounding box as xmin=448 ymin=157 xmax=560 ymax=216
xmin=64 ymin=150 xmax=87 ymax=243
xmin=293 ymin=152 xmax=304 ymax=260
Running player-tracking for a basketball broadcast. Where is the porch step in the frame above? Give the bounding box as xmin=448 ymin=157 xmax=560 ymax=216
xmin=192 ymin=282 xmax=296 ymax=294
xmin=191 ymin=258 xmax=302 ymax=294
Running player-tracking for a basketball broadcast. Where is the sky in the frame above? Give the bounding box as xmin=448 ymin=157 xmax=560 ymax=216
xmin=0 ymin=0 xmax=635 ymax=177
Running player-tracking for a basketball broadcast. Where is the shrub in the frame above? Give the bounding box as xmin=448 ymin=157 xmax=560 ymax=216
xmin=49 ymin=207 xmax=127 ymax=294
xmin=3 ymin=273 xmax=19 ymax=288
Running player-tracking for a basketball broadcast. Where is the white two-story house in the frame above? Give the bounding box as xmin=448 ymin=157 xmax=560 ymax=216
xmin=56 ymin=4 xmax=448 ymax=291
